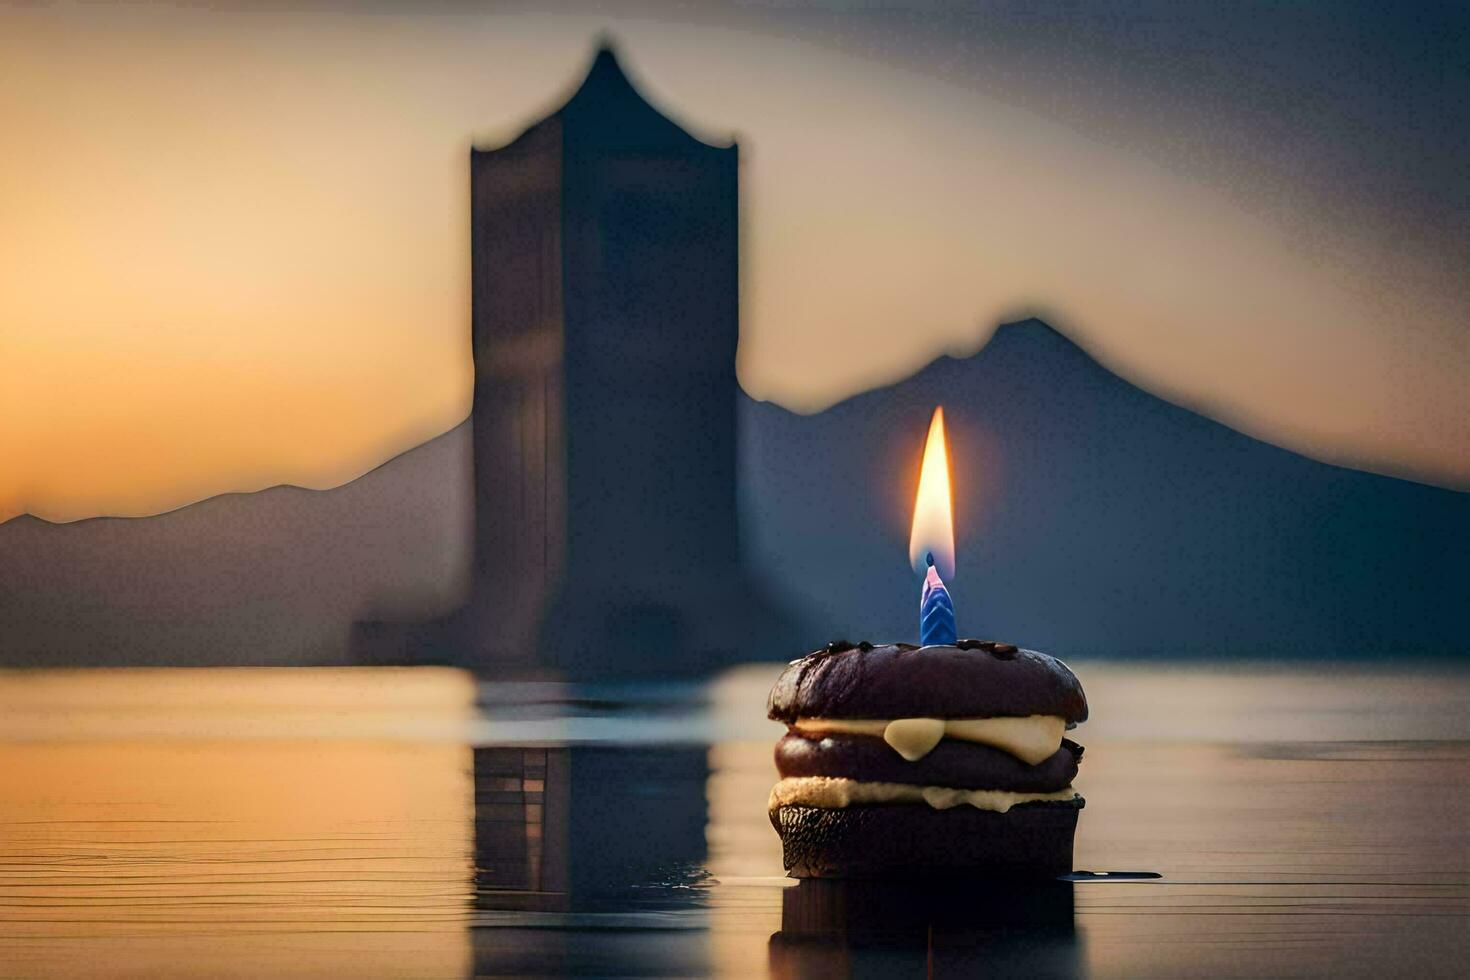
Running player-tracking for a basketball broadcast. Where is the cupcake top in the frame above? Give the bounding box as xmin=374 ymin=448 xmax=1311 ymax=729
xmin=767 ymin=640 xmax=1089 ymax=727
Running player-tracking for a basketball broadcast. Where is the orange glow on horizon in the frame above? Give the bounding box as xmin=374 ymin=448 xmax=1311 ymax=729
xmin=908 ymin=406 xmax=955 ymax=580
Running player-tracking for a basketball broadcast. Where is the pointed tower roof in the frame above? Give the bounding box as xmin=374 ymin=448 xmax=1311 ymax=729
xmin=571 ymin=43 xmax=638 ymax=104
xmin=563 ymin=42 xmax=730 ymax=152
xmin=483 ymin=41 xmax=732 ymax=156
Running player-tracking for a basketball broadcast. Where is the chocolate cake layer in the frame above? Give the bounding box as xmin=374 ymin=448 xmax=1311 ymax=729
xmin=775 ymin=732 xmax=1082 ymax=792
xmin=772 ymin=801 xmax=1082 ymax=879
xmin=768 ymin=642 xmax=1088 ymax=724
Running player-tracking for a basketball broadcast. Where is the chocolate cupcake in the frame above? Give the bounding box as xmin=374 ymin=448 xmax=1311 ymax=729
xmin=767 ymin=640 xmax=1088 ymax=878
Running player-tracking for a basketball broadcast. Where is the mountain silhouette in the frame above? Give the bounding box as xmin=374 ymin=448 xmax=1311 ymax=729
xmin=3 ymin=319 xmax=1462 ymax=667
xmin=0 ymin=424 xmax=472 ymax=667
xmin=739 ymin=318 xmax=1467 ymax=658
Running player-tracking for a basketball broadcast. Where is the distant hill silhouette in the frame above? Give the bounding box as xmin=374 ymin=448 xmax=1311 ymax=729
xmin=3 ymin=319 xmax=1462 ymax=667
xmin=0 ymin=425 xmax=471 ymax=667
xmin=739 ymin=318 xmax=1467 ymax=658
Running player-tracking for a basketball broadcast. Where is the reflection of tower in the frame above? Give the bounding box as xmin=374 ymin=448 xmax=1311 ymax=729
xmin=470 ymin=746 xmax=711 ymax=975
xmin=463 ymin=44 xmax=775 ymax=673
xmin=472 ymin=746 xmax=709 ymax=910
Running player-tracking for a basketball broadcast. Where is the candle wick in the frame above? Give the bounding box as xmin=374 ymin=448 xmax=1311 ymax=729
xmin=926 ymin=552 xmax=935 ymax=568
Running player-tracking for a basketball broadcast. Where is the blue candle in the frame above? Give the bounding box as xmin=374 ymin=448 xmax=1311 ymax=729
xmin=920 ymin=552 xmax=957 ymax=646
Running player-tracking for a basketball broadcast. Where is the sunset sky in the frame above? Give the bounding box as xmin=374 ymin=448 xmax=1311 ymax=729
xmin=3 ymin=1 xmax=1466 ymax=522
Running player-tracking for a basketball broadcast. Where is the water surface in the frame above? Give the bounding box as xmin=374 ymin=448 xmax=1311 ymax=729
xmin=0 ymin=663 xmax=1466 ymax=977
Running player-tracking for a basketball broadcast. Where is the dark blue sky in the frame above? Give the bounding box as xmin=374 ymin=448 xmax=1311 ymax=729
xmin=703 ymin=0 xmax=1470 ymax=283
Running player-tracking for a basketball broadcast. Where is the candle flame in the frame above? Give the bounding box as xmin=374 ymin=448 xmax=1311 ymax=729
xmin=909 ymin=406 xmax=955 ymax=579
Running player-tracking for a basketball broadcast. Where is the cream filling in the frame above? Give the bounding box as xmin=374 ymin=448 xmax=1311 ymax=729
xmin=769 ymin=776 xmax=1079 ymax=814
xmin=792 ymin=714 xmax=1066 ymax=765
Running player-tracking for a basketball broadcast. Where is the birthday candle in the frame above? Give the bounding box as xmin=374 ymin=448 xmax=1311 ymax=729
xmin=920 ymin=552 xmax=957 ymax=646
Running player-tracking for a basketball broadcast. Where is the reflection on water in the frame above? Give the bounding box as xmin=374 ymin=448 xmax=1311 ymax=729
xmin=770 ymin=879 xmax=1078 ymax=978
xmin=470 ymin=746 xmax=715 ymax=975
xmin=0 ymin=663 xmax=1467 ymax=978
xmin=472 ymin=746 xmax=709 ymax=912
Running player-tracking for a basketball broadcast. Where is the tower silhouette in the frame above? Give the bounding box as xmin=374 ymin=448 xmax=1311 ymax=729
xmin=357 ymin=43 xmax=785 ymax=674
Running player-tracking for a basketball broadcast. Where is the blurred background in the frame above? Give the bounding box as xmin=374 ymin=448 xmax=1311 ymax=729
xmin=1 ymin=1 xmax=1465 ymax=670
xmin=0 ymin=4 xmax=1466 ymax=976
